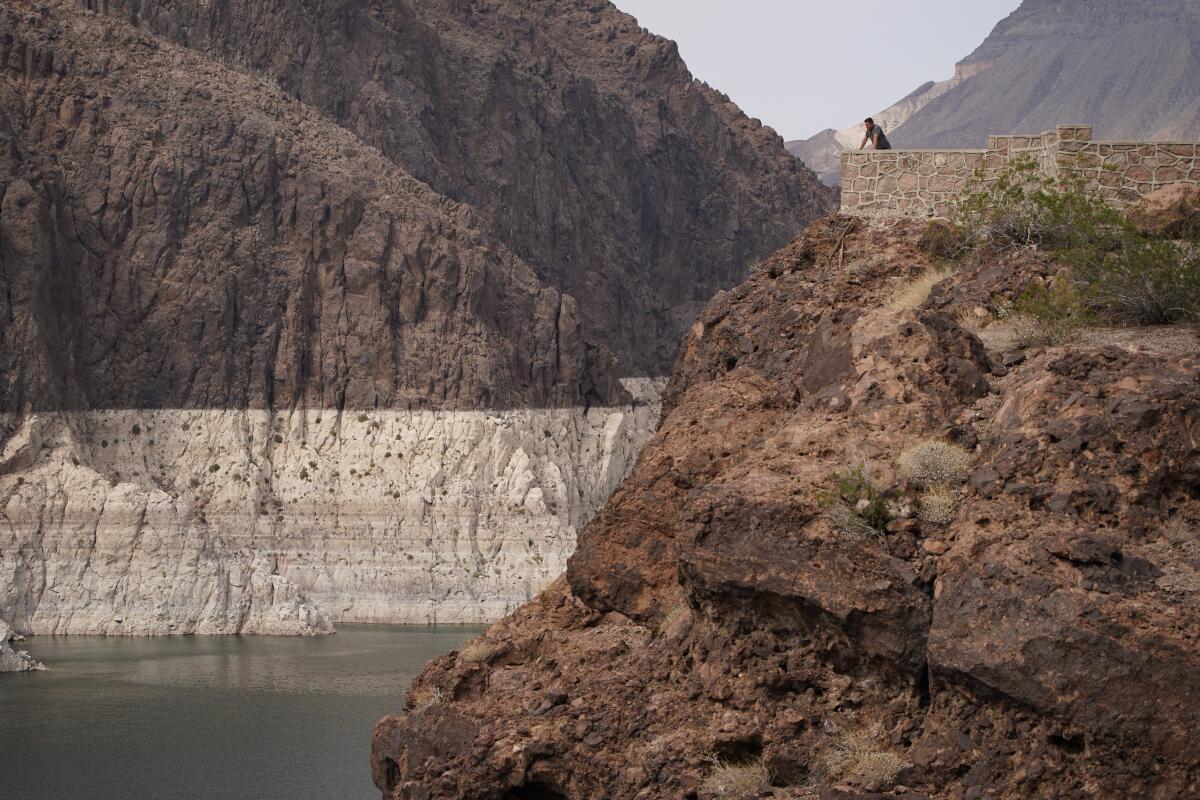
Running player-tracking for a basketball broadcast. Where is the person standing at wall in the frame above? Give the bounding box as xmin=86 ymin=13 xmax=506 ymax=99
xmin=860 ymin=118 xmax=892 ymax=150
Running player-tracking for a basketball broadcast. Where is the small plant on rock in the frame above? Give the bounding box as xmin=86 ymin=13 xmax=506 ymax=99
xmin=818 ymin=725 xmax=908 ymax=789
xmin=700 ymin=756 xmax=772 ymax=799
xmin=918 ymin=486 xmax=958 ymax=525
xmin=898 ymin=441 xmax=974 ymax=488
xmin=888 ymin=266 xmax=955 ymax=311
xmin=817 ymin=465 xmax=892 ymax=539
xmin=458 ymin=641 xmax=495 ymax=664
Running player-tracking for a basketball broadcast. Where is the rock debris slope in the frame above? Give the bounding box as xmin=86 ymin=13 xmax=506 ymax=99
xmin=0 ymin=0 xmax=828 ymax=634
xmin=373 ymin=217 xmax=1200 ymax=798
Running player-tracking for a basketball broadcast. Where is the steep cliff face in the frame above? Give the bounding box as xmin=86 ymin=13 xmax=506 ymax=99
xmin=373 ymin=217 xmax=1200 ymax=798
xmin=0 ymin=0 xmax=648 ymax=634
xmin=87 ymin=0 xmax=833 ymax=375
xmin=893 ymin=0 xmax=1200 ymax=146
xmin=1 ymin=0 xmax=825 ymax=635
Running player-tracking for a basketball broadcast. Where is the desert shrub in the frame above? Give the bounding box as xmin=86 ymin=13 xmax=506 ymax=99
xmin=918 ymin=486 xmax=958 ymax=525
xmin=819 ymin=726 xmax=907 ymax=788
xmin=458 ymin=641 xmax=495 ymax=664
xmin=953 ymin=157 xmax=1052 ymax=251
xmin=1065 ymin=234 xmax=1200 ymax=325
xmin=700 ymin=757 xmax=771 ymax=799
xmin=918 ymin=219 xmax=971 ymax=260
xmin=888 ymin=266 xmax=955 ymax=311
xmin=997 ymin=277 xmax=1090 ymax=347
xmin=952 ymin=161 xmax=1200 ymax=326
xmin=817 ymin=465 xmax=891 ymax=538
xmin=898 ymin=441 xmax=974 ymax=487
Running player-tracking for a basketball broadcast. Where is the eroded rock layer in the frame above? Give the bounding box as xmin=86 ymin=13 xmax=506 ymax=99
xmin=1 ymin=390 xmax=657 ymax=633
xmin=373 ymin=218 xmax=1200 ymax=798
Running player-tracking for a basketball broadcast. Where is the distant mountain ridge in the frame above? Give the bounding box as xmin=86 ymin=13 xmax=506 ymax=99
xmin=787 ymin=63 xmax=985 ymax=185
xmin=789 ymin=0 xmax=1200 ymax=183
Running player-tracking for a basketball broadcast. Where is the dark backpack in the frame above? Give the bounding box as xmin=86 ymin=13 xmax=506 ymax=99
xmin=874 ymin=127 xmax=892 ymax=150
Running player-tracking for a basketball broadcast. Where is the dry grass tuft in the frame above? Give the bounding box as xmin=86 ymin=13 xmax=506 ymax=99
xmin=918 ymin=486 xmax=959 ymax=525
xmin=889 ymin=267 xmax=955 ymax=311
xmin=700 ymin=757 xmax=771 ymax=799
xmin=898 ymin=440 xmax=974 ymax=487
xmin=827 ymin=501 xmax=885 ymax=540
xmin=819 ymin=726 xmax=908 ymax=788
xmin=458 ymin=640 xmax=495 ymax=664
xmin=1165 ymin=517 xmax=1199 ymax=559
xmin=658 ymin=603 xmax=692 ymax=636
xmin=953 ymin=305 xmax=994 ymax=337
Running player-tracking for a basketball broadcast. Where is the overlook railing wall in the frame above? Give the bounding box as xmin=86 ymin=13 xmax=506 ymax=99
xmin=840 ymin=125 xmax=1200 ymax=218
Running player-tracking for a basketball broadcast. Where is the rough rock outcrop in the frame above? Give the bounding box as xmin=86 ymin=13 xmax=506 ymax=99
xmin=373 ymin=218 xmax=1200 ymax=798
xmin=0 ymin=616 xmax=43 ymax=671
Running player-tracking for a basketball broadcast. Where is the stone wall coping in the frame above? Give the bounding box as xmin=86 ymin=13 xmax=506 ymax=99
xmin=841 ymin=149 xmax=988 ymax=155
xmin=1087 ymin=139 xmax=1200 ymax=146
xmin=840 ymin=122 xmax=1200 ymax=219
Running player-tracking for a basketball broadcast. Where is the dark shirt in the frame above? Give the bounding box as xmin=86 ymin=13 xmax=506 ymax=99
xmin=868 ymin=125 xmax=892 ymax=150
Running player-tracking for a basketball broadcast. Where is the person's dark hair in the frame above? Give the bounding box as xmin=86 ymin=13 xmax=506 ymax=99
xmin=864 ymin=117 xmax=875 ymax=124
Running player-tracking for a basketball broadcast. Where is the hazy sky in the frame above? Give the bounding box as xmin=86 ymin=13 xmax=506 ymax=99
xmin=613 ymin=0 xmax=1022 ymax=141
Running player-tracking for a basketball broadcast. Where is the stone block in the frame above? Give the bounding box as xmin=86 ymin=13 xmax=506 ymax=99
xmin=1128 ymin=166 xmax=1152 ymax=182
xmin=1155 ymin=166 xmax=1184 ymax=183
xmin=898 ymin=172 xmax=918 ymax=192
xmin=860 ymin=162 xmax=878 ymax=178
xmin=877 ymin=176 xmax=899 ymax=194
xmin=848 ymin=153 xmax=868 ymax=167
xmin=1058 ymin=125 xmax=1093 ymax=142
xmin=1164 ymin=144 xmax=1196 ymax=157
xmin=842 ymin=192 xmax=859 ymax=208
xmin=929 ymin=175 xmax=960 ymax=193
xmin=842 ymin=165 xmax=860 ymax=181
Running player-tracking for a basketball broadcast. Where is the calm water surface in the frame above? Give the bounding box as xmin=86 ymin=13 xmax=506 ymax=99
xmin=0 ymin=625 xmax=482 ymax=800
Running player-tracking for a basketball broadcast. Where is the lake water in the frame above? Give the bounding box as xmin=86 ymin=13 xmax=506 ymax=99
xmin=0 ymin=625 xmax=482 ymax=800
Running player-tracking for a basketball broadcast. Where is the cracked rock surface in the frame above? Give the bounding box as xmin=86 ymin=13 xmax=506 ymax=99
xmin=373 ymin=218 xmax=1200 ymax=799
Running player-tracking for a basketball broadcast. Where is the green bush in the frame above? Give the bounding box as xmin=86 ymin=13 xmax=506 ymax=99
xmin=818 ymin=465 xmax=891 ymax=538
xmin=950 ymin=161 xmax=1200 ymax=327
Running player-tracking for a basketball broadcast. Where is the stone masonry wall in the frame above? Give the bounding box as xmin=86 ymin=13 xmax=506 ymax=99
xmin=841 ymin=125 xmax=1200 ymax=218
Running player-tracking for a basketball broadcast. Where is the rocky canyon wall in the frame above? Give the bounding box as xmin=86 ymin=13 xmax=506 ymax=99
xmin=1 ymin=0 xmax=827 ymax=635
